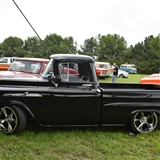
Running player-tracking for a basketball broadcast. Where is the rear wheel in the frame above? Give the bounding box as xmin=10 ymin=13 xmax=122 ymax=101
xmin=130 ymin=112 xmax=159 ymax=133
xmin=0 ymin=105 xmax=27 ymax=134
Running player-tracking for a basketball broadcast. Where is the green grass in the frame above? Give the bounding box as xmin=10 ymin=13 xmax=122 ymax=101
xmin=0 ymin=125 xmax=160 ymax=160
xmin=99 ymin=74 xmax=149 ymax=83
xmin=0 ymin=74 xmax=160 ymax=160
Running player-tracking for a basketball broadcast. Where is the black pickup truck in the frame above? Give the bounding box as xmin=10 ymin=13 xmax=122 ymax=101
xmin=0 ymin=54 xmax=160 ymax=134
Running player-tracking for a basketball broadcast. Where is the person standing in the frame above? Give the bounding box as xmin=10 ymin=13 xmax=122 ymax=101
xmin=112 ymin=63 xmax=118 ymax=83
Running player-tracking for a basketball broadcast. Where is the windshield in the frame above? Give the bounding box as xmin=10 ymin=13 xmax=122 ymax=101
xmin=9 ymin=60 xmax=42 ymax=74
xmin=96 ymin=62 xmax=112 ymax=69
xmin=42 ymin=59 xmax=54 ymax=78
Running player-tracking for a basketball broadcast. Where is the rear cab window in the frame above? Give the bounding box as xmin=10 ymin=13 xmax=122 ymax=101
xmin=59 ymin=61 xmax=91 ymax=82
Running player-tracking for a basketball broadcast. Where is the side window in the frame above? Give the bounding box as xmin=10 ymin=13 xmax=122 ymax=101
xmin=59 ymin=62 xmax=91 ymax=82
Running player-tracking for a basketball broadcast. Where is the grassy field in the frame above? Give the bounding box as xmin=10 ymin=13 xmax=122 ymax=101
xmin=99 ymin=74 xmax=149 ymax=83
xmin=0 ymin=126 xmax=160 ymax=160
xmin=1 ymin=73 xmax=160 ymax=160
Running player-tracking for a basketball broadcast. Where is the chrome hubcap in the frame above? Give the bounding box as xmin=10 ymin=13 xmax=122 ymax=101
xmin=0 ymin=106 xmax=17 ymax=133
xmin=134 ymin=112 xmax=157 ymax=133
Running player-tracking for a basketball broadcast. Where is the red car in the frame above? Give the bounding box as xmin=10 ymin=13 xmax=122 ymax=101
xmin=0 ymin=57 xmax=49 ymax=77
xmin=96 ymin=67 xmax=108 ymax=78
xmin=140 ymin=74 xmax=160 ymax=86
xmin=95 ymin=62 xmax=113 ymax=78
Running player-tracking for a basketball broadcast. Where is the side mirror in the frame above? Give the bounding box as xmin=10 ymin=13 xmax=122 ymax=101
xmin=49 ymin=74 xmax=56 ymax=81
xmin=49 ymin=75 xmax=58 ymax=88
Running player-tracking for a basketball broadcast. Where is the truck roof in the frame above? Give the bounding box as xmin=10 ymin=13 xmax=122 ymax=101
xmin=50 ymin=54 xmax=94 ymax=62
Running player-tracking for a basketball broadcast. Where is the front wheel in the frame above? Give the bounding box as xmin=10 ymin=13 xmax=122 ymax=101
xmin=130 ymin=112 xmax=159 ymax=134
xmin=0 ymin=105 xmax=27 ymax=134
xmin=119 ymin=74 xmax=124 ymax=78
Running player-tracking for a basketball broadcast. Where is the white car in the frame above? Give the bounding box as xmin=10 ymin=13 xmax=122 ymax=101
xmin=111 ymin=65 xmax=128 ymax=78
xmin=117 ymin=69 xmax=128 ymax=78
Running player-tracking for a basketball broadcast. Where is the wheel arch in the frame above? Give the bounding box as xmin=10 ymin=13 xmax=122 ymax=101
xmin=0 ymin=100 xmax=37 ymax=123
xmin=129 ymin=109 xmax=160 ymax=117
xmin=127 ymin=109 xmax=160 ymax=132
xmin=126 ymin=109 xmax=160 ymax=126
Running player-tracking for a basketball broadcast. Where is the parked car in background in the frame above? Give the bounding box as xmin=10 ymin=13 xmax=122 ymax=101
xmin=0 ymin=57 xmax=16 ymax=71
xmin=117 ymin=69 xmax=128 ymax=78
xmin=140 ymin=73 xmax=160 ymax=86
xmin=95 ymin=67 xmax=108 ymax=78
xmin=111 ymin=65 xmax=129 ymax=78
xmin=120 ymin=64 xmax=137 ymax=74
xmin=0 ymin=57 xmax=49 ymax=77
xmin=95 ymin=62 xmax=113 ymax=78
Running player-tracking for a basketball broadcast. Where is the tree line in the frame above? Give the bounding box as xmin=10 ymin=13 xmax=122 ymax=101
xmin=0 ymin=33 xmax=160 ymax=74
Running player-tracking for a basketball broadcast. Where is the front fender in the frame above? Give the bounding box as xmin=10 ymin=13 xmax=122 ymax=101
xmin=0 ymin=100 xmax=39 ymax=124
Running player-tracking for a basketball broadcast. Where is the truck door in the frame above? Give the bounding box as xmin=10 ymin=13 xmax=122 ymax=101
xmin=44 ymin=61 xmax=101 ymax=126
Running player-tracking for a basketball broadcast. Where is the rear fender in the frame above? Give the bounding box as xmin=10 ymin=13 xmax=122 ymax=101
xmin=130 ymin=109 xmax=160 ymax=116
xmin=128 ymin=109 xmax=160 ymax=124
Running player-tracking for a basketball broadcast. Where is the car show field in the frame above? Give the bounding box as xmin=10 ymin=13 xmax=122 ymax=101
xmin=0 ymin=0 xmax=160 ymax=159
xmin=0 ymin=72 xmax=159 ymax=160
xmin=0 ymin=117 xmax=160 ymax=160
xmin=99 ymin=74 xmax=150 ymax=83
xmin=0 ymin=54 xmax=159 ymax=135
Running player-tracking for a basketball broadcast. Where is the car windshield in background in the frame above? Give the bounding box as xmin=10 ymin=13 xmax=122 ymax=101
xmin=9 ymin=60 xmax=42 ymax=74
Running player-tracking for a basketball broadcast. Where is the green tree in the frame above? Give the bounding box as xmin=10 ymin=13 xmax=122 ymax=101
xmin=0 ymin=42 xmax=5 ymax=57
xmin=80 ymin=37 xmax=98 ymax=58
xmin=132 ymin=35 xmax=160 ymax=74
xmin=97 ymin=34 xmax=127 ymax=66
xmin=23 ymin=37 xmax=41 ymax=52
xmin=23 ymin=36 xmax=46 ymax=58
xmin=1 ymin=36 xmax=23 ymax=57
xmin=64 ymin=36 xmax=77 ymax=53
xmin=43 ymin=34 xmax=77 ymax=57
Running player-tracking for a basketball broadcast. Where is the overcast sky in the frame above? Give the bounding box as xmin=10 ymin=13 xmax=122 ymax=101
xmin=0 ymin=0 xmax=160 ymax=48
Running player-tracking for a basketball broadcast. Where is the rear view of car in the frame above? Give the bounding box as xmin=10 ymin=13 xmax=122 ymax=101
xmin=95 ymin=62 xmax=113 ymax=78
xmin=96 ymin=67 xmax=108 ymax=78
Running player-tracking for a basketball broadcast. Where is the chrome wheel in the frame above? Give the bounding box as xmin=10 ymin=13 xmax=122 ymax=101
xmin=0 ymin=106 xmax=27 ymax=134
xmin=131 ymin=112 xmax=158 ymax=133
